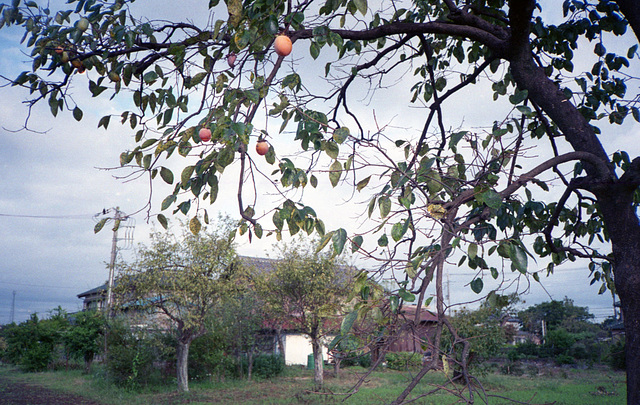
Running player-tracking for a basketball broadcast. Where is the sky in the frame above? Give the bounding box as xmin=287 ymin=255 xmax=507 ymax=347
xmin=0 ymin=1 xmax=637 ymax=324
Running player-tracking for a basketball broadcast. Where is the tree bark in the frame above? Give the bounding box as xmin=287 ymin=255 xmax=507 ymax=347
xmin=505 ymin=2 xmax=640 ymax=403
xmin=311 ymin=337 xmax=324 ymax=391
xmin=176 ymin=340 xmax=190 ymax=392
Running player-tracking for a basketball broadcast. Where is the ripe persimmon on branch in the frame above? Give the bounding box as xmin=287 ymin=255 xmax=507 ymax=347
xmin=2 ymin=0 xmax=640 ymax=403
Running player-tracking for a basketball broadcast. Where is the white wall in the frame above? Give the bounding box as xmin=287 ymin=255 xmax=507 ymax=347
xmin=283 ymin=334 xmax=331 ymax=366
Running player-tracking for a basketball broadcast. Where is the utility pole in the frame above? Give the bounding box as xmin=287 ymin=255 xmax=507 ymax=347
xmin=105 ymin=209 xmax=121 ymax=315
xmin=97 ymin=207 xmax=134 ymax=316
xmin=9 ymin=290 xmax=15 ymax=324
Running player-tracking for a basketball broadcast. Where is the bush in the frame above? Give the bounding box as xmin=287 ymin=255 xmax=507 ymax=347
xmin=251 ymin=354 xmax=285 ymax=379
xmin=385 ymin=352 xmax=423 ymax=371
xmin=188 ymin=331 xmax=234 ymax=380
xmin=554 ymin=353 xmax=576 ymax=365
xmin=515 ymin=341 xmax=539 ymax=357
xmin=105 ymin=322 xmax=157 ymax=389
xmin=608 ymin=338 xmax=626 ymax=370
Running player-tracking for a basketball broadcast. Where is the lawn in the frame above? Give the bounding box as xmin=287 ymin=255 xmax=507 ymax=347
xmin=0 ymin=363 xmax=626 ymax=404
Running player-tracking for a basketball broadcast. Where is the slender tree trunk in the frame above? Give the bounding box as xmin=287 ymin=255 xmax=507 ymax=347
xmin=176 ymin=340 xmax=190 ymax=392
xmin=311 ymin=337 xmax=323 ymax=391
xmin=276 ymin=326 xmax=285 ymax=363
xmin=247 ymin=344 xmax=255 ymax=382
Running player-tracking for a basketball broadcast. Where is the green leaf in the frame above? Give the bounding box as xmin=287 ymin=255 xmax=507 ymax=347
xmin=93 ymin=218 xmax=107 ymax=234
xmin=310 ymin=42 xmax=320 ymax=59
xmin=341 ymin=310 xmax=358 ymax=335
xmin=353 ymin=0 xmax=367 ymax=15
xmin=351 ymin=235 xmax=363 ymax=252
xmin=325 ymin=141 xmax=339 ymax=160
xmin=356 ymin=176 xmax=370 ymax=192
xmin=509 ymin=243 xmax=528 ymax=273
xmin=161 ymin=195 xmax=176 ymax=211
xmin=329 ymin=160 xmax=342 ymax=187
xmin=181 ymin=165 xmax=195 ymax=186
xmin=470 ymin=278 xmax=483 ymax=294
xmin=332 ymin=228 xmax=347 ymax=255
xmin=254 ymin=223 xmax=263 ymax=238
xmin=157 ymin=213 xmax=168 ymax=229
xmin=316 ymin=231 xmax=333 ymax=252
xmin=476 ymin=190 xmax=502 ymax=209
xmin=189 ymin=216 xmax=201 ymax=234
xmin=398 ymin=289 xmax=415 ymax=302
xmin=509 ymin=89 xmax=528 ymax=105
xmin=73 ymin=106 xmax=83 ymax=121
xmin=98 ymin=115 xmax=111 ymax=129
xmin=378 ymin=233 xmax=388 ymax=247
xmin=449 ymin=131 xmax=466 ymax=151
xmin=160 ymin=167 xmax=174 ymax=184
xmin=379 ymin=196 xmax=391 ymax=219
xmin=333 ymin=127 xmax=350 ymax=144
xmin=468 ymin=243 xmax=478 ymax=260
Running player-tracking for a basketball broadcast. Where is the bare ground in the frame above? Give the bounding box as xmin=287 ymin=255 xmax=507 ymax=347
xmin=0 ymin=375 xmax=105 ymax=405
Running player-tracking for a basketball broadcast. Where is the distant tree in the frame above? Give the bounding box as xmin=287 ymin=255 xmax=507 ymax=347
xmin=257 ymin=238 xmax=357 ymax=391
xmin=64 ymin=310 xmax=105 ymax=373
xmin=518 ymin=298 xmax=595 ymax=335
xmin=215 ymin=289 xmax=265 ymax=381
xmin=114 ymin=217 xmax=242 ymax=392
xmin=1 ymin=308 xmax=69 ymax=372
xmin=444 ymin=304 xmax=507 ymax=382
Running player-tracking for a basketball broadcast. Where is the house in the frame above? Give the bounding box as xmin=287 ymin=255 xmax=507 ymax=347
xmin=77 ymin=284 xmax=108 ymax=311
xmin=241 ymin=256 xmax=347 ymax=366
xmin=77 ymin=256 xmax=352 ymax=367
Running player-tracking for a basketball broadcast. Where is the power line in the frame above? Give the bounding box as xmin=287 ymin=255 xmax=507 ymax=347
xmin=0 ymin=212 xmax=96 ymax=220
xmin=0 ymin=280 xmax=79 ymax=290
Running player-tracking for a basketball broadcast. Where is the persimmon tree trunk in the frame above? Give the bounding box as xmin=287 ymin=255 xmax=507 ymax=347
xmin=311 ymin=336 xmax=324 ymax=391
xmin=176 ymin=339 xmax=191 ymax=392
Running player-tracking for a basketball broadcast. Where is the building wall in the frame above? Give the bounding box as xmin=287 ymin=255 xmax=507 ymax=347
xmin=283 ymin=334 xmax=330 ymax=366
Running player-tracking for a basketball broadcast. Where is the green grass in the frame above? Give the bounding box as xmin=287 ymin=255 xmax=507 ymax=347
xmin=0 ymin=363 xmax=626 ymax=404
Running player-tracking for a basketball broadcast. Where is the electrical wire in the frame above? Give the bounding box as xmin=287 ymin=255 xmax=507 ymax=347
xmin=0 ymin=213 xmax=96 ymax=220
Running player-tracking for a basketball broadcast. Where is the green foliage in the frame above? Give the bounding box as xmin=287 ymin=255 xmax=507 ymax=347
xmin=385 ymin=352 xmax=423 ymax=371
xmin=105 ymin=319 xmax=158 ymax=390
xmin=114 ymin=216 xmax=244 ymax=391
xmin=187 ymin=330 xmax=235 ymax=380
xmin=0 ymin=309 xmax=69 ymax=372
xmin=608 ymin=338 xmax=626 ymax=370
xmin=518 ymin=298 xmax=595 ymax=335
xmin=443 ymin=306 xmax=506 ymax=365
xmin=64 ymin=310 xmax=105 ymax=372
xmin=249 ymin=354 xmax=285 ymax=379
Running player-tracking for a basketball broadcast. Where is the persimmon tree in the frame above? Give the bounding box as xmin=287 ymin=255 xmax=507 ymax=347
xmin=256 ymin=238 xmax=357 ymax=391
xmin=2 ymin=0 xmax=640 ymax=402
xmin=114 ymin=218 xmax=242 ymax=392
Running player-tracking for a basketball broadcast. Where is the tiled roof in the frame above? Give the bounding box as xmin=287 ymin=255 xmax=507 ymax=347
xmin=77 ymin=283 xmax=107 ymax=298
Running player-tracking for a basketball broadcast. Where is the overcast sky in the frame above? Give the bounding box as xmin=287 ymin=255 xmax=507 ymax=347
xmin=1 ymin=1 xmax=637 ymax=324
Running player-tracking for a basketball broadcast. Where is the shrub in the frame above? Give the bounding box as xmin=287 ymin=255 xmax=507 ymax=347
xmin=554 ymin=353 xmax=576 ymax=365
xmin=105 ymin=321 xmax=157 ymax=389
xmin=251 ymin=354 xmax=285 ymax=379
xmin=608 ymin=338 xmax=626 ymax=370
xmin=385 ymin=352 xmax=423 ymax=371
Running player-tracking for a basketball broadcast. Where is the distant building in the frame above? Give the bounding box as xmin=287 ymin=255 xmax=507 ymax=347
xmin=77 ymin=284 xmax=107 ymax=311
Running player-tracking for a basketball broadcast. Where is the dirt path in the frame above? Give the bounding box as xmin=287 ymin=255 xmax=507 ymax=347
xmin=0 ymin=375 xmax=105 ymax=405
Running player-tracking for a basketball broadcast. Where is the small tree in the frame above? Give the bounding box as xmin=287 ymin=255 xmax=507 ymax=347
xmin=64 ymin=310 xmax=105 ymax=373
xmin=257 ymin=238 xmax=357 ymax=390
xmin=518 ymin=298 xmax=595 ymax=335
xmin=443 ymin=305 xmax=506 ymax=382
xmin=214 ymin=289 xmax=265 ymax=381
xmin=114 ymin=217 xmax=242 ymax=392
